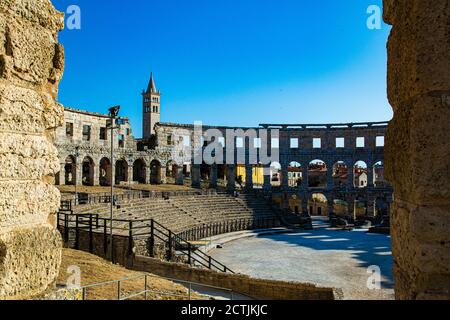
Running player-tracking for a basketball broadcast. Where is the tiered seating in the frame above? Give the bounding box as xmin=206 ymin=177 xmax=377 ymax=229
xmin=69 ymin=193 xmax=280 ymax=235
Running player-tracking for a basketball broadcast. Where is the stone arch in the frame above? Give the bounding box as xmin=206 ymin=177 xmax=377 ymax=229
xmin=270 ymin=162 xmax=282 ymax=187
xmin=99 ymin=157 xmax=111 ymax=186
xmin=353 ymin=160 xmax=368 ymax=188
xmin=166 ymin=161 xmax=176 ymax=179
xmin=217 ymin=164 xmax=227 ymax=182
xmin=64 ymin=155 xmax=77 ymax=185
xmin=252 ymin=163 xmax=264 ymax=188
xmin=133 ymin=159 xmax=147 ymax=184
xmin=288 ymin=161 xmax=303 ymax=187
xmin=354 ymin=194 xmax=368 ymax=219
xmin=115 ymin=159 xmax=128 ymax=185
xmin=150 ymin=159 xmax=162 ymax=184
xmin=308 ymin=159 xmax=327 ymax=189
xmin=200 ymin=162 xmax=211 ymax=183
xmin=332 ymin=161 xmax=348 ymax=187
xmin=373 ymin=161 xmax=386 ymax=187
xmin=82 ymin=156 xmax=95 ymax=186
xmin=333 ymin=198 xmax=349 ymax=217
xmin=308 ymin=193 xmax=328 ymax=216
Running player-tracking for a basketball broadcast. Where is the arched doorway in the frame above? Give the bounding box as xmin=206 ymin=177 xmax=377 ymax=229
xmin=64 ymin=155 xmax=77 ymax=185
xmin=270 ymin=162 xmax=281 ymax=187
xmin=353 ymin=161 xmax=368 ymax=188
xmin=115 ymin=159 xmax=128 ymax=185
xmin=333 ymin=161 xmax=348 ymax=187
xmin=333 ymin=198 xmax=349 ymax=217
xmin=288 ymin=161 xmax=302 ymax=187
xmin=252 ymin=164 xmax=264 ymax=188
xmin=82 ymin=157 xmax=94 ymax=186
xmin=150 ymin=160 xmax=162 ymax=184
xmin=373 ymin=161 xmax=386 ymax=187
xmin=99 ymin=157 xmax=111 ymax=186
xmin=354 ymin=195 xmax=368 ymax=219
xmin=308 ymin=193 xmax=328 ymax=216
xmin=133 ymin=159 xmax=147 ymax=184
xmin=200 ymin=162 xmax=211 ymax=182
xmin=308 ymin=160 xmax=327 ymax=188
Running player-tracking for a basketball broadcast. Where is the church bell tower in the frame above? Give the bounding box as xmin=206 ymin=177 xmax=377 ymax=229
xmin=142 ymin=72 xmax=161 ymax=139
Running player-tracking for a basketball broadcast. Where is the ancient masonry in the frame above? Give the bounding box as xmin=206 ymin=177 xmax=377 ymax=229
xmin=383 ymin=0 xmax=450 ymax=299
xmin=0 ymin=0 xmax=64 ymax=298
xmin=56 ymin=91 xmax=393 ymax=217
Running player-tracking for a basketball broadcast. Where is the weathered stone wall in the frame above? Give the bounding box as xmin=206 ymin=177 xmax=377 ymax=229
xmin=383 ymin=0 xmax=450 ymax=299
xmin=0 ymin=0 xmax=64 ymax=299
xmin=132 ymin=255 xmax=340 ymax=300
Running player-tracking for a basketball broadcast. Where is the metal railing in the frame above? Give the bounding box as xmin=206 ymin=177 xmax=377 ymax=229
xmin=57 ymin=212 xmax=235 ymax=273
xmin=177 ymin=217 xmax=281 ymax=242
xmin=79 ymin=273 xmax=236 ymax=301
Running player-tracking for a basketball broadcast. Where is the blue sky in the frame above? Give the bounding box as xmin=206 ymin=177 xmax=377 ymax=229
xmin=54 ymin=0 xmax=392 ymax=138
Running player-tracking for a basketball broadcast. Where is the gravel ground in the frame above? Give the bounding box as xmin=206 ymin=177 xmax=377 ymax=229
xmin=209 ymin=219 xmax=394 ymax=300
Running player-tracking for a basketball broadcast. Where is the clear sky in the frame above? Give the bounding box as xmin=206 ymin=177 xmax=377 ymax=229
xmin=54 ymin=0 xmax=392 ymax=138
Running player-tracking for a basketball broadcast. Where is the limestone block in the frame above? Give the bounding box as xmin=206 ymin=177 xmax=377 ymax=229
xmin=0 ymin=180 xmax=60 ymax=230
xmin=0 ymin=15 xmax=60 ymax=87
xmin=0 ymin=225 xmax=62 ymax=299
xmin=0 ymin=133 xmax=61 ymax=180
xmin=385 ymin=94 xmax=450 ymax=203
xmin=0 ymin=0 xmax=64 ymax=32
xmin=385 ymin=0 xmax=450 ymax=107
xmin=410 ymin=206 xmax=450 ymax=243
xmin=0 ymin=82 xmax=63 ymax=133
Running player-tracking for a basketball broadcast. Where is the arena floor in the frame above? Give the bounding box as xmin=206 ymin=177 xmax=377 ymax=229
xmin=209 ymin=217 xmax=394 ymax=300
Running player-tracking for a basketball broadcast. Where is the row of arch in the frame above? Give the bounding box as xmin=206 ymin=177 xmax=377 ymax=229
xmin=185 ymin=160 xmax=386 ymax=190
xmin=282 ymin=159 xmax=386 ymax=189
xmin=62 ymin=155 xmax=163 ymax=186
xmin=280 ymin=192 xmax=391 ymax=218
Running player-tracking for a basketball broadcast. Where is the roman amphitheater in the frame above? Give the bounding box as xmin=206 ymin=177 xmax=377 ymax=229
xmin=0 ymin=0 xmax=448 ymax=301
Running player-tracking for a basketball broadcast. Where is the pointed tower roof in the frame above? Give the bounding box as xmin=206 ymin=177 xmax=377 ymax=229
xmin=146 ymin=72 xmax=157 ymax=94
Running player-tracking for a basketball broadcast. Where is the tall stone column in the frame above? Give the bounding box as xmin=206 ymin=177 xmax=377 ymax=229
xmin=75 ymin=161 xmax=82 ymax=186
xmin=160 ymin=166 xmax=167 ymax=184
xmin=57 ymin=165 xmax=65 ymax=185
xmin=209 ymin=164 xmax=218 ymax=189
xmin=301 ymin=193 xmax=309 ymax=215
xmin=191 ymin=164 xmax=201 ymax=188
xmin=383 ymin=0 xmax=450 ymax=299
xmin=263 ymin=165 xmax=271 ymax=191
xmin=327 ymin=169 xmax=334 ymax=190
xmin=175 ymin=166 xmax=184 ymax=185
xmin=302 ymin=165 xmax=309 ymax=190
xmin=94 ymin=164 xmax=100 ymax=186
xmin=226 ymin=165 xmax=236 ymax=192
xmin=281 ymin=167 xmax=288 ymax=189
xmin=127 ymin=164 xmax=134 ymax=186
xmin=0 ymin=0 xmax=64 ymax=298
xmin=245 ymin=165 xmax=253 ymax=190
